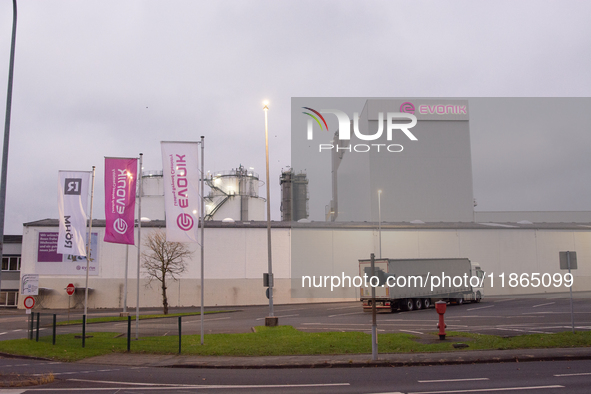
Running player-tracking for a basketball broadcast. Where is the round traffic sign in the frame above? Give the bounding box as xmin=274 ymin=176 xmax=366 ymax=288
xmin=24 ymin=296 xmax=35 ymax=309
xmin=66 ymin=283 xmax=75 ymax=296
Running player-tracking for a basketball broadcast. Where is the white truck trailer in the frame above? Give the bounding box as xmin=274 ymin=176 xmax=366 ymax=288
xmin=359 ymin=258 xmax=484 ymax=312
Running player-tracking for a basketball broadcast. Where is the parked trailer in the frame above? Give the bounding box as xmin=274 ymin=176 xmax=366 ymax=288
xmin=359 ymin=258 xmax=484 ymax=312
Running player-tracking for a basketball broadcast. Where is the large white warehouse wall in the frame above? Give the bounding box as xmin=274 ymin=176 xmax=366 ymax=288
xmin=18 ymin=222 xmax=591 ymax=309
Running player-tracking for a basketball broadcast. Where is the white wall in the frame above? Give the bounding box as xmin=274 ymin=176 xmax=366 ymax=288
xmin=18 ymin=223 xmax=591 ymax=309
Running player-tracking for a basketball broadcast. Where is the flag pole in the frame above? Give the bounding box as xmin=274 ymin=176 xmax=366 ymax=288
xmin=135 ymin=153 xmax=143 ymax=339
xmin=84 ymin=166 xmax=96 ymax=317
xmin=200 ymin=136 xmax=205 ymax=345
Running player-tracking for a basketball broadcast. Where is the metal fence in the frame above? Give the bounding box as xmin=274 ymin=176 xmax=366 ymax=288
xmin=27 ymin=313 xmax=183 ymax=353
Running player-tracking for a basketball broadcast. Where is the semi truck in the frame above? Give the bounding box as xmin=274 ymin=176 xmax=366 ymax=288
xmin=359 ymin=258 xmax=484 ymax=312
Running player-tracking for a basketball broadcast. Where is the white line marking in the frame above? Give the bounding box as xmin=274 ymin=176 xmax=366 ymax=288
xmin=533 ymin=302 xmax=555 ymax=308
xmin=255 ymin=314 xmax=299 ymax=321
xmin=0 ymin=332 xmax=6 ymax=335
xmin=466 ymin=305 xmax=494 ymax=311
xmin=29 ymin=379 xmax=350 ymax=390
xmin=408 ymin=385 xmax=564 ymax=393
xmin=400 ymin=329 xmax=424 ymax=335
xmin=493 ymin=298 xmax=516 ymax=303
xmin=329 ymin=312 xmax=364 ymax=318
xmin=419 ymin=378 xmax=489 ymax=383
xmin=204 ymin=317 xmax=232 ymax=322
xmin=554 ymin=372 xmax=591 ymax=376
xmin=382 ymin=319 xmax=459 ymax=322
xmin=273 ymin=307 xmax=306 ymax=312
xmin=326 ymin=305 xmax=360 ymax=310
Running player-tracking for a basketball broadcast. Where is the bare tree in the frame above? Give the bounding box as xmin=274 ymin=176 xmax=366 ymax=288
xmin=142 ymin=230 xmax=191 ymax=315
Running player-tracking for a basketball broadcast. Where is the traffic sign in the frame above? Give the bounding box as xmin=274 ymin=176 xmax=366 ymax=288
xmin=66 ymin=283 xmax=76 ymax=296
xmin=24 ymin=296 xmax=35 ymax=309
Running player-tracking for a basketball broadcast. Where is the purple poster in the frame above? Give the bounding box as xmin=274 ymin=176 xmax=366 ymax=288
xmin=38 ymin=232 xmax=63 ymax=262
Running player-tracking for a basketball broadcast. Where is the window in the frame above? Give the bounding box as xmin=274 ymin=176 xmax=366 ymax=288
xmin=1 ymin=256 xmax=20 ymax=271
xmin=0 ymin=291 xmax=18 ymax=306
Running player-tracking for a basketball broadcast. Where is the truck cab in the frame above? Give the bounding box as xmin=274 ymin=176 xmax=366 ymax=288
xmin=471 ymin=263 xmax=484 ymax=303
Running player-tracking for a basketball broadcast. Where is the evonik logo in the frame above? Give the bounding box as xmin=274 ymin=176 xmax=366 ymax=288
xmin=303 ymin=107 xmax=417 ymax=153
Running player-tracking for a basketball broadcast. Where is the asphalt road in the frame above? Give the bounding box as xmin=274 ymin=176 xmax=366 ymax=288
xmin=1 ymin=295 xmax=591 ymax=340
xmin=1 ymin=357 xmax=591 ymax=393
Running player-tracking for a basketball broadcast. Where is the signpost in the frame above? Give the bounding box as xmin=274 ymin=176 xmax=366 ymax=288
xmin=66 ymin=283 xmax=75 ymax=322
xmin=24 ymin=296 xmax=35 ymax=314
xmin=559 ymin=251 xmax=577 ymax=333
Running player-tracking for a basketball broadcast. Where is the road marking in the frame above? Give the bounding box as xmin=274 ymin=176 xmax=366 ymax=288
xmin=400 ymin=329 xmax=424 ymax=335
xmin=329 ymin=312 xmax=364 ymax=318
xmin=533 ymin=302 xmax=555 ymax=308
xmin=273 ymin=307 xmax=306 ymax=312
xmin=0 ymin=332 xmax=6 ymax=335
xmin=466 ymin=305 xmax=494 ymax=311
xmin=419 ymin=378 xmax=489 ymax=383
xmin=382 ymin=319 xmax=460 ymax=322
xmin=493 ymin=298 xmax=516 ymax=303
xmin=407 ymin=385 xmax=564 ymax=393
xmin=30 ymin=379 xmax=351 ymax=390
xmin=326 ymin=305 xmax=359 ymax=310
xmin=522 ymin=311 xmax=591 ymax=315
xmin=298 ymin=327 xmax=385 ymax=332
xmin=255 ymin=314 xmax=299 ymax=321
xmin=554 ymin=372 xmax=591 ymax=377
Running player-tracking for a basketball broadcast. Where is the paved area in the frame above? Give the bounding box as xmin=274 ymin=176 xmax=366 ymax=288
xmin=75 ymin=347 xmax=591 ymax=368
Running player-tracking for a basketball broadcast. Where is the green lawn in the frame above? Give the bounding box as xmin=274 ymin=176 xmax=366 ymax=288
xmin=0 ymin=326 xmax=589 ymax=362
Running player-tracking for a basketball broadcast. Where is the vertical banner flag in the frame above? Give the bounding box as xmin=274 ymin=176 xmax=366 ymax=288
xmin=57 ymin=171 xmax=91 ymax=256
xmin=104 ymin=157 xmax=137 ymax=244
xmin=161 ymin=141 xmax=200 ymax=243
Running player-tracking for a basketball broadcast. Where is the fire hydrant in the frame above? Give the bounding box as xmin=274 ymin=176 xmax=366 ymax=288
xmin=435 ymin=300 xmax=447 ymax=340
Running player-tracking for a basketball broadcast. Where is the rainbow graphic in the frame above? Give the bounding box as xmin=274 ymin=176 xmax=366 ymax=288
xmin=302 ymin=107 xmax=329 ymax=132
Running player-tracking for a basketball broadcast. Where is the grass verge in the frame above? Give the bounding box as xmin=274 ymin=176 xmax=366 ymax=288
xmin=0 ymin=326 xmax=589 ymax=362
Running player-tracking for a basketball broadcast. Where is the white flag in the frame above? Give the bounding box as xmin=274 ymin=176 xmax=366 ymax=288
xmin=161 ymin=141 xmax=200 ymax=243
xmin=57 ymin=171 xmax=91 ymax=256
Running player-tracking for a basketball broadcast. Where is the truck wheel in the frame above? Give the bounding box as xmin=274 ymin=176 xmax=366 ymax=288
xmin=476 ymin=291 xmax=482 ymax=303
xmin=456 ymin=297 xmax=464 ymax=305
xmin=414 ymin=299 xmax=423 ymax=310
xmin=403 ymin=299 xmax=414 ymax=311
xmin=422 ymin=298 xmax=431 ymax=309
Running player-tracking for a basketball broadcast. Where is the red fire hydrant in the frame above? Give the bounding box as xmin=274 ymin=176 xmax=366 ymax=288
xmin=435 ymin=300 xmax=447 ymax=340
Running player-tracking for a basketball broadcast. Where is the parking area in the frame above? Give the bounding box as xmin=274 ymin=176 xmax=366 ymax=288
xmin=2 ymin=295 xmax=591 ymax=339
xmin=178 ymin=295 xmax=591 ymax=336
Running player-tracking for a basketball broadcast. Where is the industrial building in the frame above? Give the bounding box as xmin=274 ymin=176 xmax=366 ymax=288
xmin=12 ymin=98 xmax=591 ymax=309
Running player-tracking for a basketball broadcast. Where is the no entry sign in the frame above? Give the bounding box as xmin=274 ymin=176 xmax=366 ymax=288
xmin=24 ymin=296 xmax=35 ymax=309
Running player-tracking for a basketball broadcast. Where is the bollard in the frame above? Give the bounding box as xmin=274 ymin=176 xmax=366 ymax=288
xmin=178 ymin=316 xmax=182 ymax=354
xmin=127 ymin=316 xmax=131 ymax=352
xmin=52 ymin=314 xmax=57 ymax=345
xmin=435 ymin=301 xmax=447 ymax=340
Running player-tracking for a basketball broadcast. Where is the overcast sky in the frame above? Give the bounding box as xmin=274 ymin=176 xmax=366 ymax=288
xmin=0 ymin=1 xmax=590 ymax=234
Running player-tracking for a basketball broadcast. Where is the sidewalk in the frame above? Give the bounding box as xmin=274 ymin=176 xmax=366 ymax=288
xmin=77 ymin=347 xmax=591 ymax=369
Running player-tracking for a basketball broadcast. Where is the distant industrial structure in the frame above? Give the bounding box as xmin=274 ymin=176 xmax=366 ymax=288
xmin=139 ymin=165 xmax=266 ymax=222
xmin=205 ymin=165 xmax=265 ymax=221
xmin=280 ymin=168 xmax=309 ymax=222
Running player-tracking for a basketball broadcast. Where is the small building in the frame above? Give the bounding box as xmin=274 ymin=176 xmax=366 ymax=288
xmin=1 ymin=235 xmax=22 ymax=307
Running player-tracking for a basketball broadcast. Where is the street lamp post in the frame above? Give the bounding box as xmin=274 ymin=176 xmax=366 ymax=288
xmin=0 ymin=0 xmax=18 ymax=299
xmin=378 ymin=190 xmax=382 ymax=259
xmin=263 ymin=101 xmax=277 ymax=326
